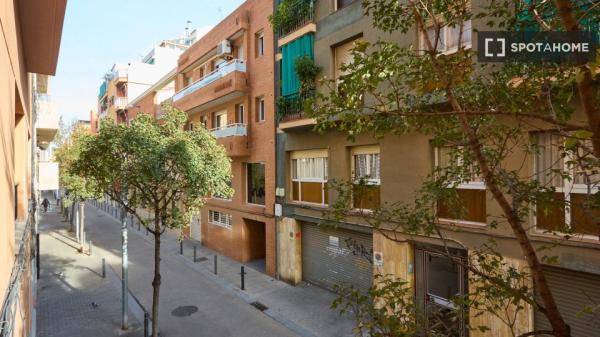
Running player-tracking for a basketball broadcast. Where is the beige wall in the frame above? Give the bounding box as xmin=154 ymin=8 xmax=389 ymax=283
xmin=1 ymin=1 xmax=32 ymax=336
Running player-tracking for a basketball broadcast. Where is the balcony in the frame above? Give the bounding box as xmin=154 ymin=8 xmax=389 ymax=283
xmin=210 ymin=123 xmax=249 ymax=157
xmin=36 ymin=94 xmax=59 ymax=149
xmin=112 ymin=66 xmax=128 ymax=82
xmin=276 ymin=91 xmax=316 ymax=130
xmin=276 ymin=0 xmax=316 ymax=46
xmin=173 ymin=59 xmax=248 ymax=113
xmin=114 ymin=97 xmax=128 ymax=110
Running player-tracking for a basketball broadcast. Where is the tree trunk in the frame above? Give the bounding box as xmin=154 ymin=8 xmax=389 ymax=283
xmin=151 ymin=215 xmax=161 ymax=337
xmin=553 ymin=0 xmax=600 ymax=158
xmin=448 ymin=93 xmax=571 ymax=337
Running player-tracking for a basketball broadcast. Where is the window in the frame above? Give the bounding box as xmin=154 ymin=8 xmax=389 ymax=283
xmin=256 ymin=97 xmax=265 ymax=122
xmin=236 ymin=104 xmax=245 ymax=124
xmin=183 ymin=73 xmax=191 ymax=88
xmin=208 ymin=210 xmax=232 ymax=229
xmin=352 ymin=146 xmax=381 ymax=209
xmin=415 ymin=246 xmax=468 ymax=337
xmin=291 ymin=150 xmax=328 ymax=205
xmin=421 ymin=20 xmax=472 ymax=54
xmin=256 ymin=31 xmax=265 ymax=57
xmin=189 ymin=122 xmax=194 ymax=131
xmin=334 ymin=38 xmax=362 ymax=80
xmin=336 ymin=0 xmax=356 ymax=10
xmin=201 ymin=116 xmax=208 ymax=128
xmin=435 ymin=146 xmax=486 ymax=223
xmin=247 ymin=163 xmax=266 ymax=205
xmin=534 ymin=132 xmax=600 ymax=235
xmin=213 ymin=110 xmax=227 ymax=129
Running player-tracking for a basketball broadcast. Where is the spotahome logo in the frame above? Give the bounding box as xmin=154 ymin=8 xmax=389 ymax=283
xmin=478 ymin=31 xmax=596 ymax=63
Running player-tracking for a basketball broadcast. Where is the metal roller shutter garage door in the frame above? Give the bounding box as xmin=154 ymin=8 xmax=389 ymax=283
xmin=535 ymin=266 xmax=600 ymax=336
xmin=301 ymin=223 xmax=373 ymax=291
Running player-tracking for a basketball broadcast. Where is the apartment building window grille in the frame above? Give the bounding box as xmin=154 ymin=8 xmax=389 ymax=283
xmin=352 ymin=146 xmax=381 ymax=209
xmin=421 ymin=20 xmax=472 ymax=54
xmin=291 ymin=151 xmax=328 ymax=205
xmin=434 ymin=145 xmax=486 ymax=224
xmin=534 ymin=132 xmax=600 ymax=235
xmin=247 ymin=163 xmax=266 ymax=205
xmin=256 ymin=97 xmax=265 ymax=122
xmin=209 ymin=210 xmax=232 ymax=229
xmin=256 ymin=31 xmax=265 ymax=57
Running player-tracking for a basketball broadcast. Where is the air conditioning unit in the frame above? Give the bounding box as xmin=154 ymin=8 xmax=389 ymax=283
xmin=216 ymin=40 xmax=232 ymax=56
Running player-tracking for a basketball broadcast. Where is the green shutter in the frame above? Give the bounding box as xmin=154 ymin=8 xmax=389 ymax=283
xmin=281 ymin=33 xmax=314 ymax=97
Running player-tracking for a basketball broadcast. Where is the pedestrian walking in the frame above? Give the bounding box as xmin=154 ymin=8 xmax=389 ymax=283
xmin=41 ymin=198 xmax=50 ymax=213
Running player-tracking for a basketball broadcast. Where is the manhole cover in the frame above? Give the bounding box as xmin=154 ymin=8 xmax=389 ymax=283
xmin=195 ymin=257 xmax=208 ymax=262
xmin=250 ymin=301 xmax=268 ymax=311
xmin=171 ymin=305 xmax=198 ymax=317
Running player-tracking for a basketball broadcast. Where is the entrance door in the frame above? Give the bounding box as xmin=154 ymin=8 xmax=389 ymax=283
xmin=244 ymin=219 xmax=266 ymax=272
xmin=190 ymin=212 xmax=201 ymax=241
xmin=415 ymin=245 xmax=468 ymax=337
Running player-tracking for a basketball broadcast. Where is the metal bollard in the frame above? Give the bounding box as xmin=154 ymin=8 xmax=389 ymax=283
xmin=144 ymin=311 xmax=149 ymax=337
xmin=102 ymin=258 xmax=106 ymax=278
xmin=146 ymin=227 xmax=148 ymax=236
xmin=241 ymin=266 xmax=246 ymax=290
xmin=180 ymin=241 xmax=183 ymax=255
xmin=214 ymin=255 xmax=217 ymax=275
xmin=138 ymin=222 xmax=141 ymax=231
xmin=193 ymin=245 xmax=197 ymax=262
xmin=36 ymin=233 xmax=40 ymax=279
xmin=89 ymin=240 xmax=93 ymax=256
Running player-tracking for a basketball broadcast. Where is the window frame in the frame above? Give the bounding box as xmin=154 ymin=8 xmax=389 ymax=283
xmin=533 ymin=132 xmax=600 ymax=236
xmin=256 ymin=97 xmax=265 ymax=122
xmin=420 ymin=19 xmax=473 ymax=55
xmin=246 ymin=162 xmax=266 ymax=206
xmin=290 ymin=151 xmax=329 ymax=206
xmin=434 ymin=145 xmax=487 ymax=225
xmin=256 ymin=31 xmax=265 ymax=57
xmin=236 ymin=103 xmax=245 ymax=124
xmin=208 ymin=209 xmax=233 ymax=230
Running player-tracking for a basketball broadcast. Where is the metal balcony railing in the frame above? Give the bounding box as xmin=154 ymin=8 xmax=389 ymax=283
xmin=114 ymin=97 xmax=128 ymax=109
xmin=173 ymin=59 xmax=246 ymax=102
xmin=277 ymin=0 xmax=315 ymax=38
xmin=276 ymin=90 xmax=314 ymax=122
xmin=210 ymin=123 xmax=247 ymax=138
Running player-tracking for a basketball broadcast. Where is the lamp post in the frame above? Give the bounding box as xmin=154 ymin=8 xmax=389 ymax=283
xmin=121 ymin=195 xmax=129 ymax=330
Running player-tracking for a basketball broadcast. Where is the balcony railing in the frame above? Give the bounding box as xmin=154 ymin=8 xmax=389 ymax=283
xmin=210 ymin=123 xmax=247 ymax=138
xmin=112 ymin=67 xmax=128 ymax=81
xmin=114 ymin=97 xmax=128 ymax=109
xmin=276 ymin=91 xmax=314 ymax=122
xmin=173 ymin=59 xmax=246 ymax=102
xmin=277 ymin=0 xmax=315 ymax=38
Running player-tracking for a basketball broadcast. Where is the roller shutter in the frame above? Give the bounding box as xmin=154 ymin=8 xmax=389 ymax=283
xmin=301 ymin=223 xmax=372 ymax=291
xmin=535 ymin=266 xmax=600 ymax=336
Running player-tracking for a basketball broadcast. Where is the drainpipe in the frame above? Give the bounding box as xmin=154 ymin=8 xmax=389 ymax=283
xmin=273 ymin=0 xmax=280 ymax=281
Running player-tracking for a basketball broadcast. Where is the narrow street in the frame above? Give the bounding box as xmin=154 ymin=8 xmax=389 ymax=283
xmin=37 ymin=200 xmax=354 ymax=337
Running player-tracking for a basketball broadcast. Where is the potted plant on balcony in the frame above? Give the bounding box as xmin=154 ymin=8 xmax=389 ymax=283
xmin=269 ymin=0 xmax=314 ymax=36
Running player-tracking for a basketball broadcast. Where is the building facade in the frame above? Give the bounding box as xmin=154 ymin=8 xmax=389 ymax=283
xmin=274 ymin=1 xmax=600 ymax=337
xmin=173 ymin=0 xmax=277 ymax=276
xmin=0 ymin=1 xmax=66 ymax=336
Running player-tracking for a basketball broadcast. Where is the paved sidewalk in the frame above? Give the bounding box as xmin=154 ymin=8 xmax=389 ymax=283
xmin=37 ymin=202 xmax=144 ymax=337
xmin=91 ymin=200 xmax=355 ymax=337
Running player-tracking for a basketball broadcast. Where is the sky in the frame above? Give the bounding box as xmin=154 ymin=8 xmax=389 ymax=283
xmin=52 ymin=0 xmax=245 ymax=123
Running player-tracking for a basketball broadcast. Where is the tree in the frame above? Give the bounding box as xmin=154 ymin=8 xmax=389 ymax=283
xmin=69 ymin=107 xmax=232 ymax=337
xmin=308 ymin=1 xmax=600 ymax=336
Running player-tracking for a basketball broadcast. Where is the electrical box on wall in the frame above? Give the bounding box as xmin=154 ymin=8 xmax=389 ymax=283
xmin=274 ymin=203 xmax=282 ymax=217
xmin=275 ymin=187 xmax=285 ymax=197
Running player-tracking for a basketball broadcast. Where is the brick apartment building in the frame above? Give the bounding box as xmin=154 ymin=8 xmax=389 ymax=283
xmin=173 ymin=0 xmax=276 ymax=276
xmin=0 ymin=1 xmax=66 ymax=336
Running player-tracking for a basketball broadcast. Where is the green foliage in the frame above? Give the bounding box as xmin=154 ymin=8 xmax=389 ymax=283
xmin=294 ymin=55 xmax=321 ymax=94
xmin=53 ymin=123 xmax=101 ymax=206
xmin=332 ymin=275 xmax=418 ymax=337
xmin=69 ymin=105 xmax=232 ymax=231
xmin=268 ymin=0 xmax=313 ymax=35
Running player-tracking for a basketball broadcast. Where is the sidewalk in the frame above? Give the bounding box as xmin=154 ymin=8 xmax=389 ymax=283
xmin=90 ymin=200 xmax=355 ymax=337
xmin=37 ymin=202 xmax=144 ymax=337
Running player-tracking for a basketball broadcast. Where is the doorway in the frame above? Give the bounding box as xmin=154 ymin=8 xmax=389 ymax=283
xmin=243 ymin=218 xmax=266 ymax=273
